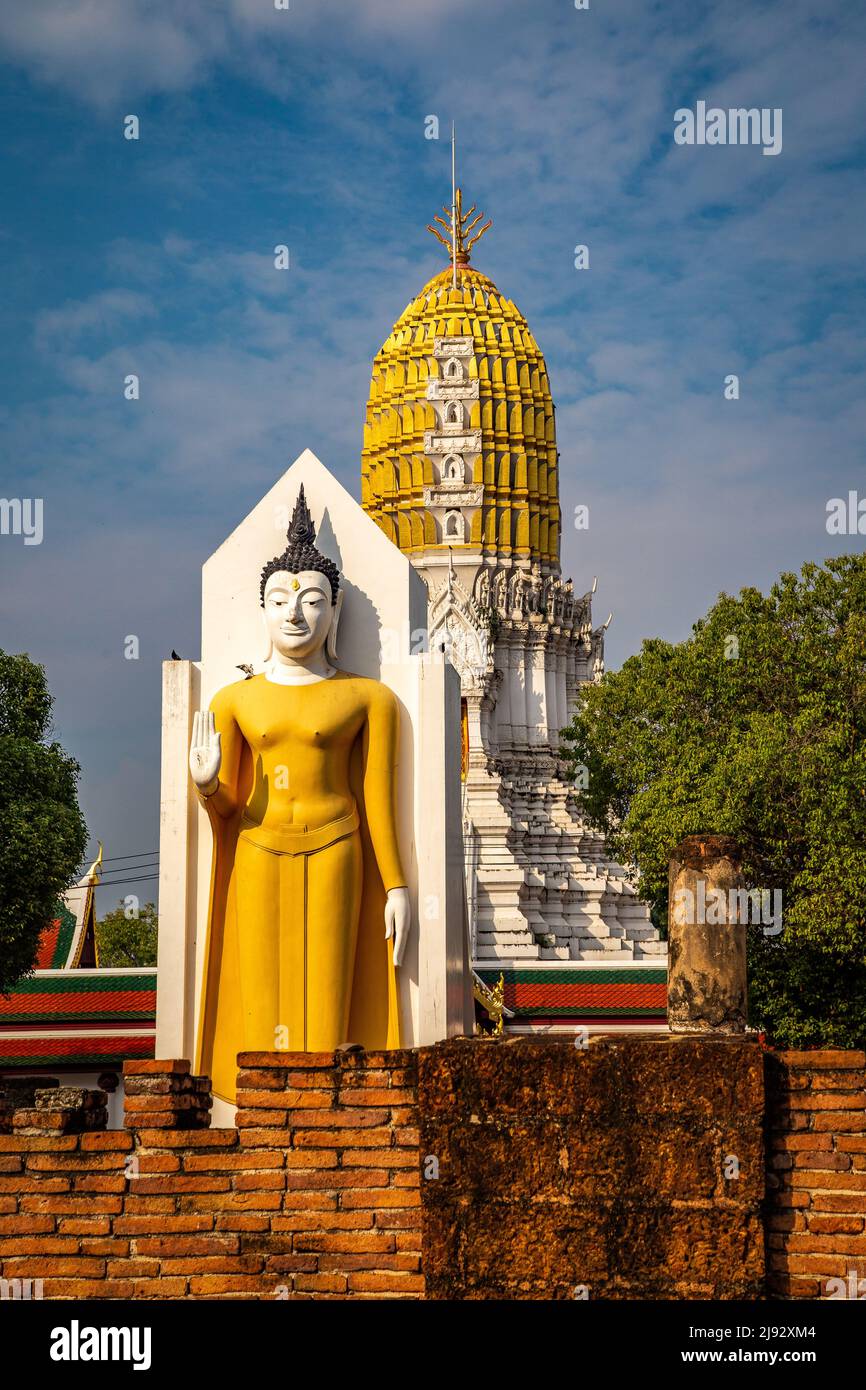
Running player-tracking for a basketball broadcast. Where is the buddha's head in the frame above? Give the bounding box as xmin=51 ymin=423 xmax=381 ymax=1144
xmin=260 ymin=486 xmax=343 ymax=663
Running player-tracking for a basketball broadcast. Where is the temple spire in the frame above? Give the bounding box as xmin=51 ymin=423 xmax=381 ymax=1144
xmin=426 ymin=133 xmax=492 ymax=270
xmin=451 ymin=122 xmax=457 ymax=289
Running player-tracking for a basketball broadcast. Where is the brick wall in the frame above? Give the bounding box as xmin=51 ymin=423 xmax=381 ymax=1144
xmin=0 ymin=1050 xmax=421 ymax=1299
xmin=419 ymin=1035 xmax=766 ymax=1299
xmin=765 ymin=1049 xmax=866 ymax=1299
xmin=2 ymin=1039 xmax=865 ymax=1300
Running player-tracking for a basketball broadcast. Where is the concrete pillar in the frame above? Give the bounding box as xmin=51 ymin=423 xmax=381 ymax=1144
xmin=667 ymin=834 xmax=748 ymax=1033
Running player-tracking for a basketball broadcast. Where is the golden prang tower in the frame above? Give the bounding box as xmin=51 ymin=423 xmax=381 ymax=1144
xmin=361 ymin=190 xmax=560 ymax=572
xmin=360 ymin=190 xmax=663 ymax=974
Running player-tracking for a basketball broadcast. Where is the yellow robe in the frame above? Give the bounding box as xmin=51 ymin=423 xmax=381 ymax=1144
xmin=194 ymin=670 xmax=406 ymax=1102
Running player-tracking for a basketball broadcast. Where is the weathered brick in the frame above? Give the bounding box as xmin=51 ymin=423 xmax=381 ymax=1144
xmin=79 ymin=1133 xmax=133 ymax=1151
xmin=812 ymin=1112 xmax=866 ymax=1132
xmin=807 ymin=1215 xmax=864 ymax=1235
xmin=235 ymin=1108 xmax=289 ymax=1128
xmin=114 ymin=1215 xmax=214 ymax=1235
xmin=776 ymin=1254 xmax=851 ymax=1276
xmin=294 ymin=1231 xmax=396 ymax=1254
xmin=233 ymin=1171 xmax=286 ymax=1192
xmin=124 ymin=1059 xmax=191 ymax=1075
xmin=342 ymin=1147 xmax=416 ymax=1168
xmin=374 ymin=1209 xmax=422 ymax=1230
xmin=284 ymin=1169 xmax=388 ymax=1190
xmin=774 ymin=1051 xmax=865 ymax=1070
xmin=346 ymin=1271 xmax=424 ymax=1294
xmin=134 ymin=1153 xmax=181 ymax=1174
xmin=293 ymin=1128 xmax=392 ymax=1148
xmin=285 ymin=1071 xmax=337 ymax=1090
xmin=183 ymin=1151 xmax=284 ymax=1171
xmin=340 ymin=1188 xmax=420 ymax=1210
xmin=131 ymin=1277 xmax=189 ymax=1297
xmin=126 ymin=1175 xmax=231 ymax=1195
xmin=235 ymin=1068 xmax=288 ymax=1091
xmin=133 ymin=1235 xmax=239 ymax=1256
xmin=393 ymin=1128 xmax=420 ymax=1147
xmin=0 ymin=1214 xmax=55 ymax=1234
xmin=792 ymin=1152 xmax=852 ymax=1171
xmin=189 ymin=1273 xmax=282 ymax=1294
xmin=0 ymin=1135 xmax=78 ymax=1152
xmin=236 ymin=1089 xmax=333 ymax=1110
xmin=80 ymin=1238 xmax=126 ymax=1257
xmin=125 ymin=1094 xmax=208 ymax=1112
xmin=0 ymin=1256 xmax=106 ymax=1276
xmin=160 ymin=1255 xmax=264 ymax=1275
xmin=72 ymin=1174 xmax=128 ymax=1193
xmin=338 ymin=1089 xmax=416 ymax=1107
xmin=284 ymin=1149 xmax=338 ymax=1169
xmin=0 ymin=1237 xmax=79 ymax=1256
xmin=215 ymin=1214 xmax=271 ymax=1232
xmin=56 ymin=1217 xmax=111 ymax=1236
xmin=26 ymin=1152 xmax=127 ymax=1172
xmin=790 ymin=1170 xmax=866 ymax=1191
xmin=770 ymin=1134 xmax=832 ymax=1153
xmin=131 ymin=1129 xmax=237 ymax=1148
xmin=19 ymin=1195 xmax=122 ymax=1215
xmin=237 ymin=1052 xmax=334 ymax=1068
xmin=394 ymin=1230 xmax=422 ymax=1248
xmin=281 ymin=1190 xmax=337 ymax=1211
xmin=262 ymin=1255 xmax=320 ymax=1274
xmin=178 ymin=1191 xmax=283 ymax=1212
xmin=107 ymin=1258 xmax=160 ymax=1277
xmin=271 ymin=1212 xmax=373 ymax=1232
xmin=318 ymin=1252 xmax=421 ymax=1272
xmin=286 ymin=1108 xmax=389 ymax=1130
xmin=295 ymin=1272 xmax=347 ymax=1293
xmin=40 ymin=1278 xmax=137 ymax=1298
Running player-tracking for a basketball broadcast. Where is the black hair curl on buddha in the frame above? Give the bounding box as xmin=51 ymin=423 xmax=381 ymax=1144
xmin=260 ymin=485 xmax=341 ymax=606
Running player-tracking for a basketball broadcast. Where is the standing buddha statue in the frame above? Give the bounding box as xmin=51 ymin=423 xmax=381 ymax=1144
xmin=188 ymin=488 xmax=411 ymax=1103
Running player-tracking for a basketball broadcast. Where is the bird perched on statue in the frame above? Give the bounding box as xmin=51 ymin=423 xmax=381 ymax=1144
xmin=170 ymin=650 xmax=181 ymax=660
xmin=236 ymin=663 xmax=254 ymax=679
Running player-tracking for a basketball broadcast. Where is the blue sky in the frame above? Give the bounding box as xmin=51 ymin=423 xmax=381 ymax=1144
xmin=0 ymin=0 xmax=864 ymax=894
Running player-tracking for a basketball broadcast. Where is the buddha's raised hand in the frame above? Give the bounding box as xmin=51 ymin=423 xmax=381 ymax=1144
xmin=189 ymin=710 xmax=221 ymax=797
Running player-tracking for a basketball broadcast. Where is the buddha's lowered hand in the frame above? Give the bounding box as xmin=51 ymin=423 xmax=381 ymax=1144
xmin=385 ymin=886 xmax=411 ymax=967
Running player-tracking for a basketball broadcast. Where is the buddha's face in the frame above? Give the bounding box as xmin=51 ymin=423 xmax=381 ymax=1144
xmin=264 ymin=570 xmax=334 ymax=662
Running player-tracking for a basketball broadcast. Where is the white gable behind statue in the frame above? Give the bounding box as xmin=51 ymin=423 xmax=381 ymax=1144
xmin=156 ymin=449 xmax=472 ymax=1121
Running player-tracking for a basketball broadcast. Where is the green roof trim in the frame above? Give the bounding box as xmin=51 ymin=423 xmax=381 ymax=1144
xmin=475 ymin=968 xmax=666 ymax=984
xmin=50 ymin=901 xmax=78 ymax=967
xmin=499 ymin=1005 xmax=666 ymax=1017
xmin=0 ymin=1051 xmax=151 ymax=1069
xmin=11 ymin=972 xmax=157 ymax=995
xmin=2 ymin=1008 xmax=155 ymax=1023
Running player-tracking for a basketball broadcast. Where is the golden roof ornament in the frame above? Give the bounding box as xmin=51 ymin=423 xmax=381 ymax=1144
xmin=427 ymin=187 xmax=492 ymax=268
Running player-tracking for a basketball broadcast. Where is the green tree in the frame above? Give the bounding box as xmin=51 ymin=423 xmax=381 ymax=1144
xmin=96 ymin=901 xmax=158 ymax=967
xmin=562 ymin=555 xmax=866 ymax=1049
xmin=0 ymin=650 xmax=88 ymax=992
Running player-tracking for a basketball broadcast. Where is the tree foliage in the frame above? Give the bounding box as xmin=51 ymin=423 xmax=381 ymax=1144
xmin=0 ymin=650 xmax=88 ymax=993
xmin=96 ymin=901 xmax=158 ymax=968
xmin=562 ymin=556 xmax=866 ymax=1048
